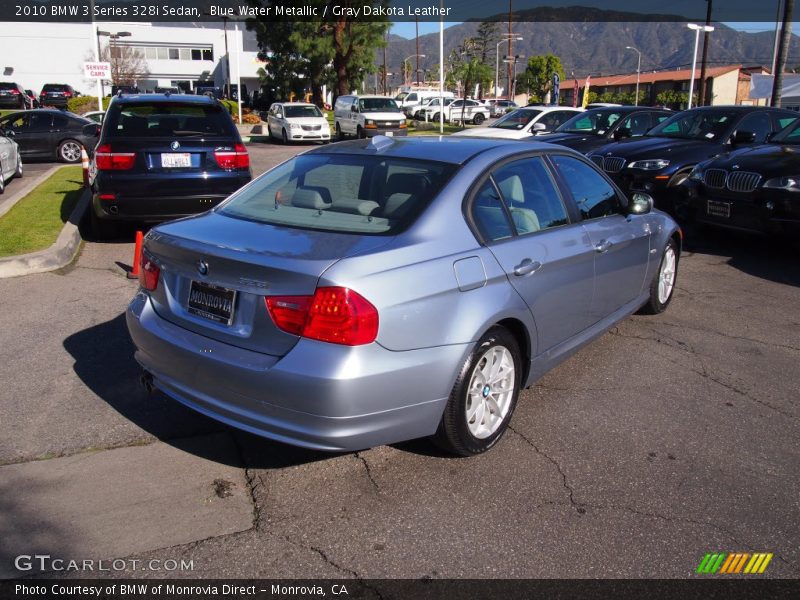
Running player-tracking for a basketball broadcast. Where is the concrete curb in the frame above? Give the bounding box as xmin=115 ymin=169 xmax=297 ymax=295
xmin=0 ymin=165 xmax=64 ymax=220
xmin=0 ymin=188 xmax=89 ymax=279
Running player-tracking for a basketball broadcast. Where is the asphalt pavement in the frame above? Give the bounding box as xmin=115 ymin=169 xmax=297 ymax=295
xmin=0 ymin=142 xmax=797 ymax=579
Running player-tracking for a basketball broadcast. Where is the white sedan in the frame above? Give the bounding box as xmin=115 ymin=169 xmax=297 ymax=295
xmin=267 ymin=102 xmax=331 ymax=144
xmin=452 ymin=106 xmax=583 ymax=139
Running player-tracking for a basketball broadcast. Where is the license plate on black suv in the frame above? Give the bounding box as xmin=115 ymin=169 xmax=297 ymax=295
xmin=707 ymin=200 xmax=731 ymax=218
xmin=188 ymin=281 xmax=237 ymax=325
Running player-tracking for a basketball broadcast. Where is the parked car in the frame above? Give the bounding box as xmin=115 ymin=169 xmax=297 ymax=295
xmin=39 ymin=84 xmax=77 ymax=109
xmin=588 ymin=106 xmax=799 ymax=212
xmin=0 ymin=82 xmax=28 ymax=110
xmin=440 ymin=99 xmax=491 ymax=125
xmin=486 ymin=99 xmax=518 ymax=118
xmin=127 ymin=135 xmax=681 ymax=455
xmin=537 ymin=106 xmax=672 ymax=154
xmin=396 ymin=90 xmax=454 ymax=118
xmin=333 ymin=95 xmax=407 ymax=139
xmin=0 ymin=126 xmax=23 ymax=194
xmin=111 ymin=85 xmax=141 ymax=96
xmin=451 ymin=106 xmax=583 ymax=139
xmin=422 ymin=96 xmax=455 ymax=121
xmin=88 ymin=93 xmax=251 ymax=239
xmin=0 ymin=109 xmax=97 ymax=163
xmin=24 ymin=90 xmax=40 ymax=109
xmin=680 ymin=115 xmax=800 ymax=235
xmin=266 ymin=102 xmax=331 ymax=144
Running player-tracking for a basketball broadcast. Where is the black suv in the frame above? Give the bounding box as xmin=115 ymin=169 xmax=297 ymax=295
xmin=89 ymin=94 xmax=251 ymax=239
xmin=0 ymin=82 xmax=28 ymax=110
xmin=588 ymin=106 xmax=799 ymax=212
xmin=40 ymin=84 xmax=77 ymax=109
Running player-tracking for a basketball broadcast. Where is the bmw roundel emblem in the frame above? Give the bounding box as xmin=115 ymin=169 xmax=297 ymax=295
xmin=732 ymin=164 xmax=740 ymax=170
xmin=197 ymin=260 xmax=209 ymax=276
xmin=171 ymin=141 xmax=181 ymax=150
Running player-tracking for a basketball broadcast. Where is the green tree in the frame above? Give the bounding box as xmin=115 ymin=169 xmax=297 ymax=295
xmin=469 ymin=22 xmax=500 ymax=98
xmin=656 ymin=89 xmax=697 ymax=110
xmin=517 ymin=53 xmax=566 ymax=103
xmin=451 ymin=53 xmax=493 ymax=125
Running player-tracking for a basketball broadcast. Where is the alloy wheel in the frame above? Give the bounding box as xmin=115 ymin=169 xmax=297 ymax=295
xmin=465 ymin=345 xmax=516 ymax=439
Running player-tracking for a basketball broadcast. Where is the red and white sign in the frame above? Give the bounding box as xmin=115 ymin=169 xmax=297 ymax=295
xmin=84 ymin=62 xmax=111 ymax=79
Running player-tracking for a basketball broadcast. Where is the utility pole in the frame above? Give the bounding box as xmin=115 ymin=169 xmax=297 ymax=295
xmin=772 ymin=0 xmax=795 ymax=107
xmin=415 ymin=17 xmax=419 ymax=86
xmin=507 ymin=1 xmax=513 ymax=101
xmin=698 ymin=0 xmax=713 ymax=106
xmin=383 ymin=34 xmax=387 ymax=95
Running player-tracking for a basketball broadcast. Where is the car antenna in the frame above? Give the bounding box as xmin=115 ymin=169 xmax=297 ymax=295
xmin=365 ymin=135 xmax=394 ymax=152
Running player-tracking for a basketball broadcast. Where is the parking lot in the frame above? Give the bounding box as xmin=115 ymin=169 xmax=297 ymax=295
xmin=0 ymin=141 xmax=798 ymax=579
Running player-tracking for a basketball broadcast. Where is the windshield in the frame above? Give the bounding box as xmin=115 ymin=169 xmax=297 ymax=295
xmin=219 ymin=154 xmax=456 ymax=235
xmin=359 ymin=98 xmax=400 ymax=112
xmin=284 ymin=105 xmax=323 ymax=118
xmin=490 ymin=108 xmax=543 ymax=130
xmin=558 ymin=109 xmax=626 ymax=134
xmin=646 ymin=109 xmax=738 ymax=140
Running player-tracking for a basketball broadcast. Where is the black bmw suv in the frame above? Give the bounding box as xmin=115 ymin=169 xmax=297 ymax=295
xmin=588 ymin=106 xmax=798 ymax=213
xmin=89 ymin=94 xmax=251 ymax=238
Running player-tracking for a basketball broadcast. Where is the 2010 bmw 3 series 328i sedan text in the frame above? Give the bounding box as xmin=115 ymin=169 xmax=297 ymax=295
xmin=127 ymin=136 xmax=681 ymax=456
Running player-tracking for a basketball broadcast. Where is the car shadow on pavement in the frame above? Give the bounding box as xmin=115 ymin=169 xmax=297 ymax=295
xmin=681 ymin=224 xmax=800 ymax=288
xmin=63 ymin=313 xmax=332 ymax=470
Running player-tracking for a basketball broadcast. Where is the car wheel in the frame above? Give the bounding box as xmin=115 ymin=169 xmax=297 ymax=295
xmin=281 ymin=128 xmax=289 ymax=144
xmin=0 ymin=168 xmax=5 ymax=195
xmin=473 ymin=113 xmax=485 ymax=125
xmin=432 ymin=112 xmax=441 ymax=123
xmin=15 ymin=154 xmax=23 ymax=179
xmin=639 ymin=238 xmax=679 ymax=315
xmin=58 ymin=140 xmax=83 ymax=163
xmin=357 ymin=126 xmax=366 ymax=139
xmin=433 ymin=326 xmax=521 ymax=456
xmin=89 ymin=207 xmax=117 ymax=241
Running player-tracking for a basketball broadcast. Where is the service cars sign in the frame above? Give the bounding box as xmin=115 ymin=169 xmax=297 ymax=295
xmin=84 ymin=62 xmax=111 ymax=79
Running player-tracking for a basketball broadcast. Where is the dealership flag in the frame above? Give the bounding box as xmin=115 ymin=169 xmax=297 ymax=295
xmin=552 ymin=72 xmax=560 ymax=106
xmin=573 ymin=78 xmax=579 ymax=107
xmin=582 ymin=75 xmax=591 ymax=108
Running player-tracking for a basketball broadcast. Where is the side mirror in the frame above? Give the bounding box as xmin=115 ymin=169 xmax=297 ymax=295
xmin=629 ymin=192 xmax=654 ymax=215
xmin=532 ymin=122 xmax=547 ymax=133
xmin=614 ymin=126 xmax=632 ymax=140
xmin=2 ymin=129 xmax=14 ymax=138
xmin=732 ymin=130 xmax=757 ymax=145
xmin=82 ymin=123 xmax=100 ymax=137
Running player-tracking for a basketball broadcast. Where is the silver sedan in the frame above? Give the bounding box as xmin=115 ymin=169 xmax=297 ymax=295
xmin=127 ymin=136 xmax=681 ymax=455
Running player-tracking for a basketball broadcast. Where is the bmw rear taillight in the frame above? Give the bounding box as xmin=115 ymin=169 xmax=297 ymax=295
xmin=266 ymin=287 xmax=378 ymax=346
xmin=64 ymin=91 xmax=72 ymax=98
xmin=214 ymin=143 xmax=249 ymax=170
xmin=138 ymin=252 xmax=160 ymax=291
xmin=95 ymin=144 xmax=135 ymax=170
xmin=10 ymin=89 xmax=19 ymax=95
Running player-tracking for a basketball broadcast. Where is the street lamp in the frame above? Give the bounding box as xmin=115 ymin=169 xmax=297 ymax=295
xmin=687 ymin=23 xmax=714 ymax=109
xmin=97 ymin=31 xmax=131 ymax=91
xmin=626 ymin=46 xmax=642 ymax=106
xmin=496 ymin=36 xmax=523 ymax=99
xmin=403 ymin=54 xmax=426 ymax=86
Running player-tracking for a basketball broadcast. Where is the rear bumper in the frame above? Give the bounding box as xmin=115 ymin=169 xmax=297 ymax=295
xmin=0 ymin=97 xmax=24 ymax=108
xmin=126 ymin=293 xmax=465 ymax=451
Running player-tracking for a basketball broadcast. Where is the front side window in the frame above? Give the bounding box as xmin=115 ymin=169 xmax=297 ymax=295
xmin=736 ymin=112 xmax=773 ymax=143
xmin=491 ymin=109 xmax=542 ymax=131
xmin=647 ymin=109 xmax=738 ymax=140
xmin=219 ymin=155 xmax=455 ymax=235
xmin=550 ymin=155 xmax=621 ymax=220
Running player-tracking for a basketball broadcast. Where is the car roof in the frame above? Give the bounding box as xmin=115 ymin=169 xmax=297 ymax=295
xmin=2 ymin=108 xmax=87 ymax=119
xmin=305 ymin=136 xmax=558 ymax=165
xmin=277 ymin=102 xmax=316 ymax=106
xmin=111 ymin=93 xmax=216 ymax=105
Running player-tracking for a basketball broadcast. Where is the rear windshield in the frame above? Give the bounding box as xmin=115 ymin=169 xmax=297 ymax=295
xmin=219 ymin=154 xmax=456 ymax=235
xmin=105 ymin=102 xmax=235 ymax=137
xmin=0 ymin=83 xmax=18 ymax=90
xmin=42 ymin=84 xmax=70 ymax=91
xmin=284 ymin=105 xmax=323 ymax=118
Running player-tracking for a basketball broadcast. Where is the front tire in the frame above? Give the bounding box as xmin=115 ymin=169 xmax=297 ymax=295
xmin=335 ymin=122 xmax=343 ymax=140
xmin=281 ymin=129 xmax=289 ymax=144
xmin=14 ymin=154 xmax=23 ymax=179
xmin=357 ymin=126 xmax=366 ymax=139
xmin=639 ymin=238 xmax=679 ymax=315
xmin=433 ymin=326 xmax=521 ymax=456
xmin=58 ymin=139 xmax=82 ymax=163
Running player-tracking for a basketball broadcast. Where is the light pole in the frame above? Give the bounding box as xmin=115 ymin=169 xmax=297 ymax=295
xmin=503 ymin=55 xmax=524 ymax=100
xmin=403 ymin=54 xmax=426 ymax=86
xmin=626 ymin=46 xmax=642 ymax=105
xmin=687 ymin=23 xmax=714 ymax=109
xmin=97 ymin=30 xmax=131 ymax=91
xmin=496 ymin=36 xmax=523 ymax=99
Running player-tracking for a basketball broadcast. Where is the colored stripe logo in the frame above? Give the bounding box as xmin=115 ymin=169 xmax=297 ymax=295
xmin=696 ymin=552 xmax=773 ymax=574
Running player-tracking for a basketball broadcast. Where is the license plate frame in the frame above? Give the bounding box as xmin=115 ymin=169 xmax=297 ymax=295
xmin=161 ymin=152 xmax=192 ymax=168
xmin=707 ymin=200 xmax=731 ymax=218
xmin=187 ymin=280 xmax=237 ymax=325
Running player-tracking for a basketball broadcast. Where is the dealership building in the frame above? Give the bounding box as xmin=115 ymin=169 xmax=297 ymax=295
xmin=0 ymin=22 xmax=265 ymax=98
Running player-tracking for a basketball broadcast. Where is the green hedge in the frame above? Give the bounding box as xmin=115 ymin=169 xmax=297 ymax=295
xmin=220 ymin=99 xmax=239 ymax=119
xmin=66 ymin=96 xmax=111 ymax=114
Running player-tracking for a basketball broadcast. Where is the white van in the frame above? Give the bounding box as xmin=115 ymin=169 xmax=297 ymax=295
xmin=396 ymin=90 xmax=455 ymax=118
xmin=333 ymin=95 xmax=408 ymax=139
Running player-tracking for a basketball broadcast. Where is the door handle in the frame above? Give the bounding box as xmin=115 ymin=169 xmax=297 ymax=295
xmin=595 ymin=239 xmax=613 ymax=253
xmin=513 ymin=258 xmax=542 ymax=276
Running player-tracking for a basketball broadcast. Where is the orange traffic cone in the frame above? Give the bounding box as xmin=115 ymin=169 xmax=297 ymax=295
xmin=128 ymin=230 xmax=143 ymax=279
xmin=81 ymin=147 xmax=90 ymax=188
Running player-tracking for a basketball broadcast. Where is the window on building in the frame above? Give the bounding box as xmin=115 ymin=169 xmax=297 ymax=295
xmin=191 ymin=49 xmax=201 ymax=60
xmin=179 ymin=48 xmax=190 ymax=60
xmin=168 ymin=48 xmax=179 ymax=60
xmin=157 ymin=47 xmax=168 ymax=60
xmin=202 ymin=49 xmax=213 ymax=61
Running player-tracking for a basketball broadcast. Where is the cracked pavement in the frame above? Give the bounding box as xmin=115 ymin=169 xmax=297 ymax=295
xmin=0 ymin=146 xmax=798 ymax=580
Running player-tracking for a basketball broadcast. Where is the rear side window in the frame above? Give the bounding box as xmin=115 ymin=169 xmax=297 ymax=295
xmin=219 ymin=154 xmax=456 ymax=235
xmin=105 ymin=103 xmax=235 ymax=137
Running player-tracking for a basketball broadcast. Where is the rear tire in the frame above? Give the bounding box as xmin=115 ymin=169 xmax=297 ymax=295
xmin=639 ymin=238 xmax=679 ymax=315
xmin=433 ymin=326 xmax=521 ymax=456
xmin=58 ymin=139 xmax=82 ymax=163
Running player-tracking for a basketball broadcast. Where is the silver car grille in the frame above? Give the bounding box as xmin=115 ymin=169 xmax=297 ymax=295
xmin=704 ymin=169 xmax=762 ymax=193
xmin=301 ymin=125 xmax=322 ymax=131
xmin=704 ymin=169 xmax=727 ymax=189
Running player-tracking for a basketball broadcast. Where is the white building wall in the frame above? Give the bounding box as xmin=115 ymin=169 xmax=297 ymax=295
xmin=0 ymin=22 xmax=261 ymax=96
xmin=710 ymin=70 xmax=739 ymax=106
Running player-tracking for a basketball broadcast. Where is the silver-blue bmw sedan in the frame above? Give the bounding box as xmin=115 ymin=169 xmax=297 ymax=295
xmin=127 ymin=135 xmax=681 ymax=456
